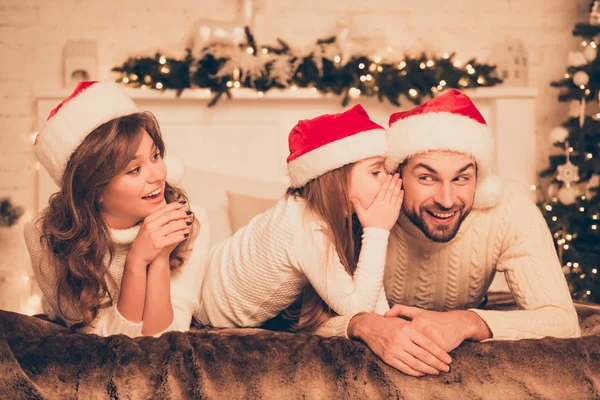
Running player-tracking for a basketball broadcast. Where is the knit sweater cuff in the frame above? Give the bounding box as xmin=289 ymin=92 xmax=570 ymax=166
xmin=469 ymin=308 xmax=516 ymax=341
xmin=313 ymin=314 xmax=354 ymax=339
xmin=469 ymin=307 xmax=581 ymax=341
xmin=361 ymin=227 xmax=391 ymax=239
xmin=149 ymin=316 xmax=178 ymax=338
xmin=105 ymin=304 xmax=144 ymax=337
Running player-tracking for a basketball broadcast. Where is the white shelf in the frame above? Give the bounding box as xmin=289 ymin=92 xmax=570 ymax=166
xmin=36 ymin=85 xmax=538 ymax=102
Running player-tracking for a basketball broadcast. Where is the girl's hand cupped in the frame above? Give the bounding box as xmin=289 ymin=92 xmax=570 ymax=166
xmin=352 ymin=173 xmax=404 ymax=231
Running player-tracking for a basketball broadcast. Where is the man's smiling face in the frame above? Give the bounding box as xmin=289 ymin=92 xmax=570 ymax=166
xmin=399 ymin=151 xmax=477 ymax=243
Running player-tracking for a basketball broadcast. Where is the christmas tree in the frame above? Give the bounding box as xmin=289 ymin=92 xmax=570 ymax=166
xmin=539 ymin=0 xmax=600 ymax=303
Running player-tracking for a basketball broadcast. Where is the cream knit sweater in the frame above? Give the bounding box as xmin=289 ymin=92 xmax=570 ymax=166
xmin=24 ymin=207 xmax=210 ymax=338
xmin=315 ymin=181 xmax=581 ymax=340
xmin=199 ymin=195 xmax=390 ymax=328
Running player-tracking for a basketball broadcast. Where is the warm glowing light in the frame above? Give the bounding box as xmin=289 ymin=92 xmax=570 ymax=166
xmin=349 ymin=87 xmax=361 ymax=98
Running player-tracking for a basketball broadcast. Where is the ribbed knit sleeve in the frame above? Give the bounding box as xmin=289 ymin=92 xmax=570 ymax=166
xmin=313 ymin=314 xmax=355 ymax=338
xmin=88 ymin=305 xmax=144 ymax=337
xmin=471 ymin=193 xmax=580 ymax=340
xmin=312 ymin=287 xmax=390 ymax=338
xmin=293 ymin=225 xmax=390 ymax=316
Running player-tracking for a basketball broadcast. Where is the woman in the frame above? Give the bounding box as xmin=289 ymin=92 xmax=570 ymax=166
xmin=25 ymin=81 xmax=210 ymax=337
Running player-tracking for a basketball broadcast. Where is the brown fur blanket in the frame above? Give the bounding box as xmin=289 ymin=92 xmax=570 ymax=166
xmin=1 ymin=301 xmax=599 ymax=400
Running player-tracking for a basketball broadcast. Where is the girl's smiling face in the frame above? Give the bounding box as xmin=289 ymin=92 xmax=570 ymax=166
xmin=99 ymin=130 xmax=167 ymax=229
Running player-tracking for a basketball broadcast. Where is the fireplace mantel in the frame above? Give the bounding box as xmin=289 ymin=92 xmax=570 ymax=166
xmin=36 ymin=86 xmax=537 ymax=101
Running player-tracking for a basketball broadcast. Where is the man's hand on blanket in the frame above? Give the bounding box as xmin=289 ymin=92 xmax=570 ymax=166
xmin=347 ymin=312 xmax=452 ymax=377
xmin=384 ymin=305 xmax=493 ymax=353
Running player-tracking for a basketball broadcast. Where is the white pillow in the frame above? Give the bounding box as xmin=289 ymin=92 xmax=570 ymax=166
xmin=226 ymin=191 xmax=279 ymax=234
xmin=179 ymin=167 xmax=287 ymax=245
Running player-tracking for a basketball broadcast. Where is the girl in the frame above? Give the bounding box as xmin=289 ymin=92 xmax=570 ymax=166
xmin=25 ymin=81 xmax=210 ymax=337
xmin=199 ymin=104 xmax=403 ymax=332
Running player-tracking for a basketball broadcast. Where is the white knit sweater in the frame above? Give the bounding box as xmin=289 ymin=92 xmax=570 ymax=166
xmin=315 ymin=181 xmax=581 ymax=340
xmin=199 ymin=195 xmax=391 ymax=328
xmin=24 ymin=207 xmax=210 ymax=337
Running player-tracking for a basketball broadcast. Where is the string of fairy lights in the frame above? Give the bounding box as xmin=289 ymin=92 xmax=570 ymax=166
xmin=16 ymin=29 xmax=496 ymax=315
xmin=121 ymin=52 xmax=489 ymax=95
xmin=535 ymin=191 xmax=599 ymax=299
xmin=112 ymin=27 xmax=502 ymax=107
xmin=9 ymin=26 xmax=599 ymax=313
xmin=531 ymin=31 xmax=600 ymax=300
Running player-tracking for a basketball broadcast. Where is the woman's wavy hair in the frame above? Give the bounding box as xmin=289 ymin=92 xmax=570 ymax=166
xmin=41 ymin=111 xmax=197 ymax=326
xmin=284 ymin=163 xmax=363 ymax=332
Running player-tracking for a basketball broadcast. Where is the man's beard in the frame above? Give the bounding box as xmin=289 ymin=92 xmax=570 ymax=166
xmin=403 ymin=203 xmax=472 ymax=243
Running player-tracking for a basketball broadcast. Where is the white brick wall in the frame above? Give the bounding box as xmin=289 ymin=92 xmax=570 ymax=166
xmin=0 ymin=0 xmax=590 ymax=311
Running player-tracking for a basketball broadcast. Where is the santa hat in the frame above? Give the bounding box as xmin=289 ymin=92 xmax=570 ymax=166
xmin=386 ymin=89 xmax=503 ymax=209
xmin=287 ymin=104 xmax=387 ymax=188
xmin=35 ymin=81 xmax=138 ymax=185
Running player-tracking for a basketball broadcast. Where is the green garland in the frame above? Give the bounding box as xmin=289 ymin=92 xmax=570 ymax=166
xmin=113 ymin=27 xmax=502 ymax=107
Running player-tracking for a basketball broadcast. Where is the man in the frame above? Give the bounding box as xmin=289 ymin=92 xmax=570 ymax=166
xmin=315 ymin=89 xmax=580 ymax=377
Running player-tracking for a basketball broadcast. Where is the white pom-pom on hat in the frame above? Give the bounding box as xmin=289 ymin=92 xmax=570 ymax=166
xmin=164 ymin=155 xmax=185 ymax=185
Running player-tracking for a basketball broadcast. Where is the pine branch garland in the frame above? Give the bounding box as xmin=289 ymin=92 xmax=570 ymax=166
xmin=112 ymin=27 xmax=502 ymax=107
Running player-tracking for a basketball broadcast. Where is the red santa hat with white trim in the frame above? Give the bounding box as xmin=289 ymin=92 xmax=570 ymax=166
xmin=385 ymin=89 xmax=503 ymax=209
xmin=35 ymin=81 xmax=138 ymax=185
xmin=35 ymin=81 xmax=184 ymax=186
xmin=287 ymin=104 xmax=387 ymax=188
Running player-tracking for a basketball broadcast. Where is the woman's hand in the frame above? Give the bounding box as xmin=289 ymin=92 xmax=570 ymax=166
xmin=128 ymin=201 xmax=192 ymax=267
xmin=352 ymin=173 xmax=404 ymax=231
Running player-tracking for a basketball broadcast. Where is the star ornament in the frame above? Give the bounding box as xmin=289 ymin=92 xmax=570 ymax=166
xmin=556 ymin=161 xmax=580 ymax=185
